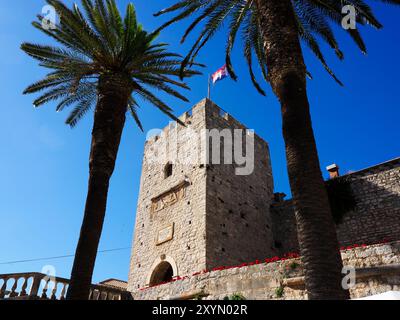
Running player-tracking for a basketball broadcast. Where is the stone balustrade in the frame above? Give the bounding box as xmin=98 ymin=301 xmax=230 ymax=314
xmin=0 ymin=273 xmax=131 ymax=300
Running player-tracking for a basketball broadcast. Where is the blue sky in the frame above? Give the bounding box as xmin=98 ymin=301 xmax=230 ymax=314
xmin=0 ymin=1 xmax=399 ymax=283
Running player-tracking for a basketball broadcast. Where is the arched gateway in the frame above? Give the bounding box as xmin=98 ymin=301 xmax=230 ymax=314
xmin=149 ymin=261 xmax=173 ymax=286
xmin=146 ymin=256 xmax=178 ymax=286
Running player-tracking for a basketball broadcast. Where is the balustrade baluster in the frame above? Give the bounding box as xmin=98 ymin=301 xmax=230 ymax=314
xmin=9 ymin=278 xmax=18 ymax=297
xmin=88 ymin=288 xmax=94 ymax=300
xmin=29 ymin=275 xmax=42 ymax=299
xmin=60 ymin=283 xmax=67 ymax=300
xmin=0 ymin=278 xmax=8 ymax=299
xmin=20 ymin=277 xmax=28 ymax=296
xmin=41 ymin=278 xmax=50 ymax=299
xmin=50 ymin=281 xmax=58 ymax=300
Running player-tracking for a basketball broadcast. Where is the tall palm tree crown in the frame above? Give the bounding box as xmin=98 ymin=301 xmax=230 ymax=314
xmin=155 ymin=0 xmax=399 ymax=92
xmin=22 ymin=0 xmax=200 ymax=128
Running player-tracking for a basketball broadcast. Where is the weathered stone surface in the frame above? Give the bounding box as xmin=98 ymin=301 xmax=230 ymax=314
xmin=127 ymin=98 xmax=400 ymax=300
xmin=132 ymin=241 xmax=400 ymax=300
xmin=128 ymin=99 xmax=274 ymax=292
xmin=271 ymin=158 xmax=400 ymax=255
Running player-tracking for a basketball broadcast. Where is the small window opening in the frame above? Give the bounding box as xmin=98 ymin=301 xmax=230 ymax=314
xmin=164 ymin=162 xmax=173 ymax=178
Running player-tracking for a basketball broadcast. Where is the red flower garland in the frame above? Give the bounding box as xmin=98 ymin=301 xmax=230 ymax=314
xmin=138 ymin=238 xmax=393 ymax=290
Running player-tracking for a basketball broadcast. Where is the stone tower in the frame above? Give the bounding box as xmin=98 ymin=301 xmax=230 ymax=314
xmin=127 ymin=99 xmax=274 ymax=292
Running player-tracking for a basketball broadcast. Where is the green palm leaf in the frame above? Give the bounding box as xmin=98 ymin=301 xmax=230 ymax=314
xmin=154 ymin=0 xmax=399 ymax=91
xmin=22 ymin=0 xmax=202 ymax=128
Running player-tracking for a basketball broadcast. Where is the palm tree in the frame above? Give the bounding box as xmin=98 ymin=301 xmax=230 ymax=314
xmin=153 ymin=0 xmax=400 ymax=299
xmin=21 ymin=0 xmax=200 ymax=300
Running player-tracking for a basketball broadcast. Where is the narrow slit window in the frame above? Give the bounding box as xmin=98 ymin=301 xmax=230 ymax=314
xmin=164 ymin=162 xmax=173 ymax=178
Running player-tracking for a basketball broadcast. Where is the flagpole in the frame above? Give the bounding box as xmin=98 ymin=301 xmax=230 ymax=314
xmin=207 ymin=74 xmax=211 ymax=100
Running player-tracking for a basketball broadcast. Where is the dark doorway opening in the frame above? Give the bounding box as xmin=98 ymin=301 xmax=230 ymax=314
xmin=149 ymin=261 xmax=173 ymax=286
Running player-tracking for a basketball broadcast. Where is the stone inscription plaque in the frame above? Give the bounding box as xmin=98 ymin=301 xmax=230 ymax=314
xmin=156 ymin=223 xmax=174 ymax=245
xmin=151 ymin=180 xmax=188 ymax=213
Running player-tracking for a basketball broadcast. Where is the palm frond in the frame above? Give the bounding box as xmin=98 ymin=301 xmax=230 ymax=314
xmin=65 ymin=95 xmax=95 ymax=127
xmin=23 ymin=0 xmax=201 ymax=129
xmin=297 ymin=19 xmax=343 ymax=86
xmin=153 ymin=0 xmax=396 ymax=90
xmin=135 ymin=84 xmax=185 ymax=126
xmin=225 ymin=1 xmax=252 ymax=80
xmin=128 ymin=96 xmax=144 ymax=131
xmin=46 ymin=0 xmax=108 ymax=59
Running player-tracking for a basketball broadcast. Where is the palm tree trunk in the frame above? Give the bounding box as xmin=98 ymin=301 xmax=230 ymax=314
xmin=66 ymin=77 xmax=129 ymax=300
xmin=255 ymin=0 xmax=349 ymax=300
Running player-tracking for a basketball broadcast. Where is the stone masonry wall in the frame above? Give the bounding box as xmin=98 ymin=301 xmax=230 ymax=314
xmin=270 ymin=199 xmax=299 ymax=255
xmin=128 ymin=100 xmax=208 ymax=292
xmin=204 ymin=100 xmax=275 ymax=268
xmin=271 ymin=158 xmax=400 ymax=255
xmin=336 ymin=158 xmax=400 ymax=246
xmin=132 ymin=241 xmax=400 ymax=300
xmin=128 ymin=99 xmax=275 ymax=292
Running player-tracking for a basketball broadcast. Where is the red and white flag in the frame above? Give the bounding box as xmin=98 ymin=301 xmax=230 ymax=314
xmin=211 ymin=65 xmax=228 ymax=84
